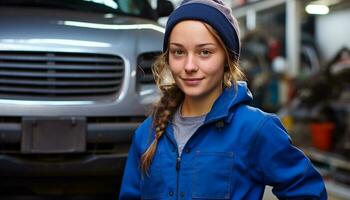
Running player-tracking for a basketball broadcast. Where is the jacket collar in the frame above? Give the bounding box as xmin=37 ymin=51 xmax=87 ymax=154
xmin=205 ymin=81 xmax=253 ymax=124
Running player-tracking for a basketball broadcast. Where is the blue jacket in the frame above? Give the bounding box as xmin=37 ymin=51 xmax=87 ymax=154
xmin=120 ymin=82 xmax=327 ymax=200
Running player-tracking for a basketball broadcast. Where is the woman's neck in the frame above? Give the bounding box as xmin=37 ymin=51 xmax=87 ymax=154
xmin=181 ymin=91 xmax=222 ymax=117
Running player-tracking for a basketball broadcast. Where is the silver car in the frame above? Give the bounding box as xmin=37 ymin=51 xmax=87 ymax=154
xmin=0 ymin=0 xmax=173 ymax=195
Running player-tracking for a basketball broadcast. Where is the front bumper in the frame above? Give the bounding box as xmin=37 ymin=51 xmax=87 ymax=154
xmin=0 ymin=120 xmax=141 ymax=176
xmin=0 ymin=121 xmax=139 ymax=144
xmin=0 ymin=153 xmax=127 ymax=176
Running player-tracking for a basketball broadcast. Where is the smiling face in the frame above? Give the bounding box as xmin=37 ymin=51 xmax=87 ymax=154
xmin=168 ymin=20 xmax=226 ymax=102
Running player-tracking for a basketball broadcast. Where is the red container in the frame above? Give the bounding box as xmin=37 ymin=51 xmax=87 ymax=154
xmin=309 ymin=122 xmax=334 ymax=151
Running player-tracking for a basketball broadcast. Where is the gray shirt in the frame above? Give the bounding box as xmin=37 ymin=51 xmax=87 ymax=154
xmin=172 ymin=105 xmax=206 ymax=156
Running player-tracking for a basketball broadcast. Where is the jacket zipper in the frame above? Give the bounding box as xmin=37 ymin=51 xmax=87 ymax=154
xmin=176 ymin=156 xmax=181 ymax=200
xmin=176 ymin=156 xmax=181 ymax=171
xmin=165 ymin=118 xmax=224 ymax=199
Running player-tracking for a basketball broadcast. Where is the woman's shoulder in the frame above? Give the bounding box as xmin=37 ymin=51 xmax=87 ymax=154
xmin=235 ymin=105 xmax=290 ymax=142
xmin=137 ymin=116 xmax=153 ymax=130
xmin=235 ymin=104 xmax=276 ymax=125
xmin=232 ymin=104 xmax=287 ymax=138
xmin=134 ymin=116 xmax=154 ymax=138
xmin=131 ymin=116 xmax=155 ymax=150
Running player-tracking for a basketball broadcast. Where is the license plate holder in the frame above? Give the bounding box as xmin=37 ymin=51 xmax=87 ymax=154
xmin=21 ymin=117 xmax=86 ymax=153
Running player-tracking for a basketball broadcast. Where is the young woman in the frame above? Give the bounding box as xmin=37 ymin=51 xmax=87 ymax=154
xmin=120 ymin=0 xmax=327 ymax=199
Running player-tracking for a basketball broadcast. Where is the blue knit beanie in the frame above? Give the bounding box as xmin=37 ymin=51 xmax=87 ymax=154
xmin=163 ymin=0 xmax=240 ymax=59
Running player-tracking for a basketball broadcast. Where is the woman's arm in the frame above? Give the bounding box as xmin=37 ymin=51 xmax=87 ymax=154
xmin=119 ymin=131 xmax=142 ymax=200
xmin=251 ymin=115 xmax=327 ymax=199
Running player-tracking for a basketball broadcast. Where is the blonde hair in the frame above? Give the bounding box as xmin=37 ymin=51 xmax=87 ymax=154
xmin=140 ymin=22 xmax=244 ymax=173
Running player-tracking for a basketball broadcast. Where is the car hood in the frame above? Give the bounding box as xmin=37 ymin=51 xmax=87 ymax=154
xmin=0 ymin=6 xmax=164 ymax=54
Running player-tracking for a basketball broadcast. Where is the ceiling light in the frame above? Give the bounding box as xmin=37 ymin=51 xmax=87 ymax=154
xmin=305 ymin=4 xmax=330 ymax=15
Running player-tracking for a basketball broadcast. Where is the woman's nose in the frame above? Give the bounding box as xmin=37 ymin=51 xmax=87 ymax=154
xmin=184 ymin=54 xmax=198 ymax=72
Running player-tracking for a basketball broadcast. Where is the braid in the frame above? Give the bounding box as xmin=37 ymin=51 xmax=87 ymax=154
xmin=140 ymin=86 xmax=184 ymax=173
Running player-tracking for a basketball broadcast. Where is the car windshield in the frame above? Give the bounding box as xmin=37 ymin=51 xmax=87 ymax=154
xmin=0 ymin=0 xmax=156 ymax=19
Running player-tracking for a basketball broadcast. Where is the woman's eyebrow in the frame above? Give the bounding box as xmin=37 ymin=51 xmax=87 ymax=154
xmin=196 ymin=43 xmax=216 ymax=47
xmin=169 ymin=43 xmax=216 ymax=47
xmin=169 ymin=43 xmax=184 ymax=47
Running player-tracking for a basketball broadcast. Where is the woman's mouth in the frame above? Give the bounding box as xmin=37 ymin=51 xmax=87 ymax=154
xmin=181 ymin=78 xmax=204 ymax=86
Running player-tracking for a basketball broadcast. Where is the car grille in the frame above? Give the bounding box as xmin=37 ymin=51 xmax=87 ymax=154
xmin=0 ymin=51 xmax=124 ymax=100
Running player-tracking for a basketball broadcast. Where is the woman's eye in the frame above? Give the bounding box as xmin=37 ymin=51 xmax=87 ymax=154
xmin=200 ymin=50 xmax=211 ymax=57
xmin=176 ymin=50 xmax=183 ymax=55
xmin=171 ymin=49 xmax=184 ymax=56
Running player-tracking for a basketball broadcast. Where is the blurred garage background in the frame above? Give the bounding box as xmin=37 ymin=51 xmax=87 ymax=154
xmin=0 ymin=0 xmax=349 ymax=199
